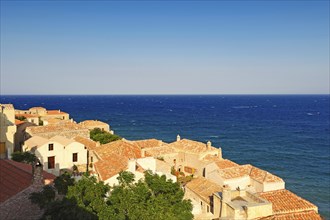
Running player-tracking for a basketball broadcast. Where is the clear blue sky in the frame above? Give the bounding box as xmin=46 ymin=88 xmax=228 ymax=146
xmin=1 ymin=1 xmax=329 ymax=95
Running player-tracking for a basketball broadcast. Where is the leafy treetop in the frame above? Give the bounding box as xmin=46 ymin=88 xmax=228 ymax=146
xmin=90 ymin=128 xmax=122 ymax=144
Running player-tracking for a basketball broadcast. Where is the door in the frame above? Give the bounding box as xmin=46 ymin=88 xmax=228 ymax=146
xmin=48 ymin=156 xmax=55 ymax=169
xmin=0 ymin=142 xmax=6 ymax=159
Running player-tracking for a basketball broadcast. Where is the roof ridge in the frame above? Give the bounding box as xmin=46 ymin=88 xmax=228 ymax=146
xmin=5 ymin=160 xmax=33 ymax=176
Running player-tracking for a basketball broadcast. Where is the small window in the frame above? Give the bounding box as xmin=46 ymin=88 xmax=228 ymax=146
xmin=48 ymin=156 xmax=55 ymax=169
xmin=207 ymin=206 xmax=209 ymax=213
xmin=73 ymin=153 xmax=78 ymax=162
xmin=49 ymin=144 xmax=54 ymax=151
xmin=91 ymin=156 xmax=93 ymax=163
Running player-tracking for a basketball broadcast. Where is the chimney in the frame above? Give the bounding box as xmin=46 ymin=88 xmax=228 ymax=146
xmin=128 ymin=159 xmax=136 ymax=172
xmin=177 ymin=134 xmax=181 ymax=142
xmin=32 ymin=160 xmax=44 ymax=185
xmin=141 ymin=149 xmax=145 ymax=158
xmin=96 ymin=141 xmax=101 ymax=147
xmin=218 ymin=148 xmax=222 ymax=158
xmin=222 ymin=185 xmax=231 ymax=203
xmin=58 ymin=110 xmax=61 ymax=113
xmin=207 ymin=141 xmax=211 ymax=149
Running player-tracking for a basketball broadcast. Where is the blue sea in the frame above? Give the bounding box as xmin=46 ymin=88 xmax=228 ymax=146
xmin=1 ymin=95 xmax=329 ymax=218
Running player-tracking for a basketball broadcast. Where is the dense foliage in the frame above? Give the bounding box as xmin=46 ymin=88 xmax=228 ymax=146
xmin=29 ymin=185 xmax=56 ymax=209
xmin=90 ymin=128 xmax=122 ymax=144
xmin=15 ymin=115 xmax=26 ymax=121
xmin=37 ymin=171 xmax=193 ymax=220
xmin=54 ymin=172 xmax=75 ymax=195
xmin=11 ymin=151 xmax=37 ymax=164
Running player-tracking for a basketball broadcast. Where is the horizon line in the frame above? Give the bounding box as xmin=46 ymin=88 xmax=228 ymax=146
xmin=1 ymin=93 xmax=329 ymax=96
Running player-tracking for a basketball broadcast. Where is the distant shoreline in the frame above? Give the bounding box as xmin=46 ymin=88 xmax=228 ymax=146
xmin=1 ymin=94 xmax=329 ymax=96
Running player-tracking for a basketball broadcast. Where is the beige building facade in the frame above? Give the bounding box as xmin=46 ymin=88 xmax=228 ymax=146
xmin=24 ymin=135 xmax=88 ymax=176
xmin=0 ymin=104 xmax=17 ymax=159
xmin=15 ymin=107 xmax=70 ymax=123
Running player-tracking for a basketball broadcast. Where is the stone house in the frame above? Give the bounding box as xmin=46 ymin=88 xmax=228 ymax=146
xmin=15 ymin=107 xmax=70 ymax=121
xmin=24 ymin=135 xmax=88 ymax=176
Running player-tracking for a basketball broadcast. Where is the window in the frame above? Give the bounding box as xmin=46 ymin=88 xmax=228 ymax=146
xmin=48 ymin=144 xmax=54 ymax=151
xmin=48 ymin=156 xmax=55 ymax=169
xmin=73 ymin=153 xmax=78 ymax=162
xmin=207 ymin=206 xmax=209 ymax=213
xmin=91 ymin=156 xmax=93 ymax=163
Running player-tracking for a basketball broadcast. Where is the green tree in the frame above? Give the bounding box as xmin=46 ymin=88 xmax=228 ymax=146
xmin=54 ymin=172 xmax=75 ymax=195
xmin=39 ymin=171 xmax=193 ymax=220
xmin=108 ymin=171 xmax=193 ymax=220
xmin=89 ymin=128 xmax=122 ymax=144
xmin=11 ymin=151 xmax=37 ymax=164
xmin=66 ymin=175 xmax=111 ymax=217
xmin=29 ymin=185 xmax=56 ymax=209
xmin=41 ymin=198 xmax=98 ymax=220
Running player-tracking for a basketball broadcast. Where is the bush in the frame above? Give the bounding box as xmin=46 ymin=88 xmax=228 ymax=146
xmin=15 ymin=116 xmax=26 ymax=121
xmin=11 ymin=151 xmax=37 ymax=164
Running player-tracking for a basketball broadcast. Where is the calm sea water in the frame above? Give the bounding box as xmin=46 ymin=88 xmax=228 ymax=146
xmin=1 ymin=95 xmax=329 ymax=218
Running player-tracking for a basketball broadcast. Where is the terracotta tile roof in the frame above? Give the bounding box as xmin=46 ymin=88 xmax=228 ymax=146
xmin=79 ymin=120 xmax=109 ymax=127
xmin=49 ymin=135 xmax=75 ymax=146
xmin=203 ymin=157 xmax=239 ymax=169
xmin=0 ymin=104 xmax=14 ymax=110
xmin=217 ymin=165 xmax=251 ymax=179
xmin=130 ymin=139 xmax=165 ymax=149
xmin=94 ymin=140 xmax=141 ymax=160
xmin=46 ymin=110 xmax=68 ymax=115
xmin=186 ymin=177 xmax=223 ymax=204
xmin=44 ymin=118 xmax=63 ymax=124
xmin=74 ymin=136 xmax=98 ymax=150
xmin=168 ymin=139 xmax=218 ymax=154
xmin=94 ymin=154 xmax=128 ymax=181
xmin=144 ymin=145 xmax=177 ymax=157
xmin=25 ymin=136 xmax=49 ymax=149
xmin=15 ymin=113 xmax=38 ymax=119
xmin=245 ymin=164 xmax=284 ymax=183
xmin=0 ymin=160 xmax=55 ymax=203
xmin=258 ymin=189 xmax=318 ymax=215
xmin=15 ymin=119 xmax=25 ymax=125
xmin=214 ymin=159 xmax=238 ymax=169
xmin=216 ymin=164 xmax=283 ymax=183
xmin=260 ymin=210 xmax=322 ymax=220
xmin=26 ymin=121 xmax=87 ymax=134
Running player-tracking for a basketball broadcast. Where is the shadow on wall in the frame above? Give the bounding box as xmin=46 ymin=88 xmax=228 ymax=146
xmin=14 ymin=122 xmax=36 ymax=152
